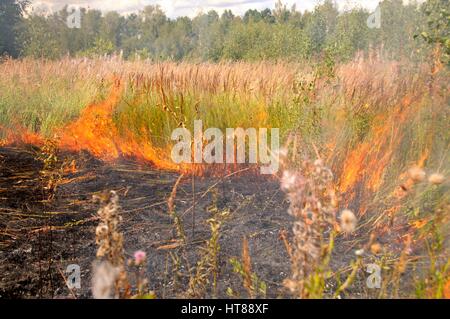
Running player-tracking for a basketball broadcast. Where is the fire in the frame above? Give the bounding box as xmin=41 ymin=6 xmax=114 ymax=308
xmin=0 ymin=79 xmax=251 ymax=176
xmin=0 ymin=79 xmax=263 ymax=177
xmin=57 ymin=78 xmax=183 ymax=172
xmin=57 ymin=79 xmax=123 ymax=159
xmin=417 ymin=149 xmax=429 ymax=168
xmin=0 ymin=125 xmax=44 ymax=147
xmin=338 ymin=99 xmax=417 ymax=211
xmin=445 ymin=279 xmax=450 ymax=299
xmin=339 ymin=114 xmax=402 ymax=199
xmin=0 ymin=79 xmax=184 ymax=173
xmin=339 ymin=142 xmax=370 ymax=195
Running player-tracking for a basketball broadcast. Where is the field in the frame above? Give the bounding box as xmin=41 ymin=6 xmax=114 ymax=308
xmin=0 ymin=55 xmax=449 ymax=299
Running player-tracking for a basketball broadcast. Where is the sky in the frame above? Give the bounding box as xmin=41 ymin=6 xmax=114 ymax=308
xmin=29 ymin=0 xmax=418 ymax=18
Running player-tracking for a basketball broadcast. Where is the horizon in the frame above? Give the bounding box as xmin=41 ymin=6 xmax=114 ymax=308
xmin=27 ymin=0 xmax=404 ymax=19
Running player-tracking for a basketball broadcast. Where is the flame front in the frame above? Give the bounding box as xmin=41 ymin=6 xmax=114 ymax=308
xmin=0 ymin=79 xmax=183 ymax=173
xmin=337 ymin=96 xmax=425 ymax=213
xmin=57 ymin=78 xmax=183 ymax=172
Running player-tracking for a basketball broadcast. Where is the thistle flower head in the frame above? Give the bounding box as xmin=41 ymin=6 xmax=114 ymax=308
xmin=355 ymin=249 xmax=365 ymax=256
xmin=95 ymin=224 xmax=108 ymax=237
xmin=281 ymin=170 xmax=297 ymax=191
xmin=134 ymin=250 xmax=147 ymax=265
xmin=314 ymin=158 xmax=324 ymax=166
xmin=428 ymin=173 xmax=445 ymax=185
xmin=340 ymin=209 xmax=357 ymax=234
xmin=408 ymin=166 xmax=426 ymax=182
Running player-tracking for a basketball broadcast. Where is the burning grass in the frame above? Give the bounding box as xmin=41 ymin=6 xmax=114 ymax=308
xmin=0 ymin=54 xmax=449 ymax=298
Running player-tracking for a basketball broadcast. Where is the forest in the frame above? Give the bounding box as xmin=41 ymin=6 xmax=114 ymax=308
xmin=0 ymin=0 xmax=448 ymax=64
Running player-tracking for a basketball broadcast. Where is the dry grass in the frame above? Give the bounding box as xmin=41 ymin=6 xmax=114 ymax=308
xmin=0 ymin=53 xmax=448 ymax=298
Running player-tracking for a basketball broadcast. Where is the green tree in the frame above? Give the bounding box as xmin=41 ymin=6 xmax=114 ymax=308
xmin=121 ymin=13 xmax=143 ymax=58
xmin=244 ymin=9 xmax=262 ymax=23
xmin=81 ymin=37 xmax=114 ymax=57
xmin=7 ymin=0 xmax=435 ymax=62
xmin=417 ymin=0 xmax=450 ymax=64
xmin=0 ymin=0 xmax=28 ymax=57
xmin=140 ymin=5 xmax=167 ymax=57
xmin=261 ymin=8 xmax=276 ymax=24
xmin=330 ymin=9 xmax=370 ymax=61
xmin=21 ymin=13 xmax=65 ymax=59
xmin=100 ymin=11 xmax=124 ymax=49
xmin=273 ymin=0 xmax=290 ymax=24
xmin=192 ymin=10 xmax=224 ymax=61
xmin=305 ymin=0 xmax=339 ymax=54
xmin=373 ymin=0 xmax=419 ymax=59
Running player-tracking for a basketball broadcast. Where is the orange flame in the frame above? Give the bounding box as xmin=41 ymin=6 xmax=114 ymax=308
xmin=0 ymin=79 xmax=184 ymax=173
xmin=338 ymin=101 xmax=413 ymax=210
xmin=0 ymin=79 xmax=244 ymax=176
xmin=57 ymin=78 xmax=183 ymax=172
xmin=0 ymin=125 xmax=44 ymax=147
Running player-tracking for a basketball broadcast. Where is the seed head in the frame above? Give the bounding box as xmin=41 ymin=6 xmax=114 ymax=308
xmin=428 ymin=173 xmax=445 ymax=185
xmin=408 ymin=167 xmax=426 ymax=182
xmin=95 ymin=225 xmax=108 ymax=237
xmin=340 ymin=209 xmax=357 ymax=234
xmin=281 ymin=170 xmax=297 ymax=191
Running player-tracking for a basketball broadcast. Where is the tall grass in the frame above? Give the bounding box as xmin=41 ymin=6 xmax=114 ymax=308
xmin=1 ymin=54 xmax=447 ymax=179
xmin=0 ymin=55 xmax=448 ymax=297
xmin=1 ymin=54 xmax=447 ymax=190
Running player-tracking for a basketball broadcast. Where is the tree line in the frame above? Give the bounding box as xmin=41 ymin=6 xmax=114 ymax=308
xmin=0 ymin=0 xmax=448 ymax=63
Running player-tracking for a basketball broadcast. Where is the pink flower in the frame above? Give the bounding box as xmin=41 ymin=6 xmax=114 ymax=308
xmin=134 ymin=250 xmax=146 ymax=265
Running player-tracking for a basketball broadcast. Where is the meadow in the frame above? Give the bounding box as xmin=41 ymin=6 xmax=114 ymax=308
xmin=0 ymin=53 xmax=449 ymax=298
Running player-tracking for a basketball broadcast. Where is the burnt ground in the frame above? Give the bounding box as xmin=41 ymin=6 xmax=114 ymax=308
xmin=0 ymin=146 xmax=390 ymax=299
